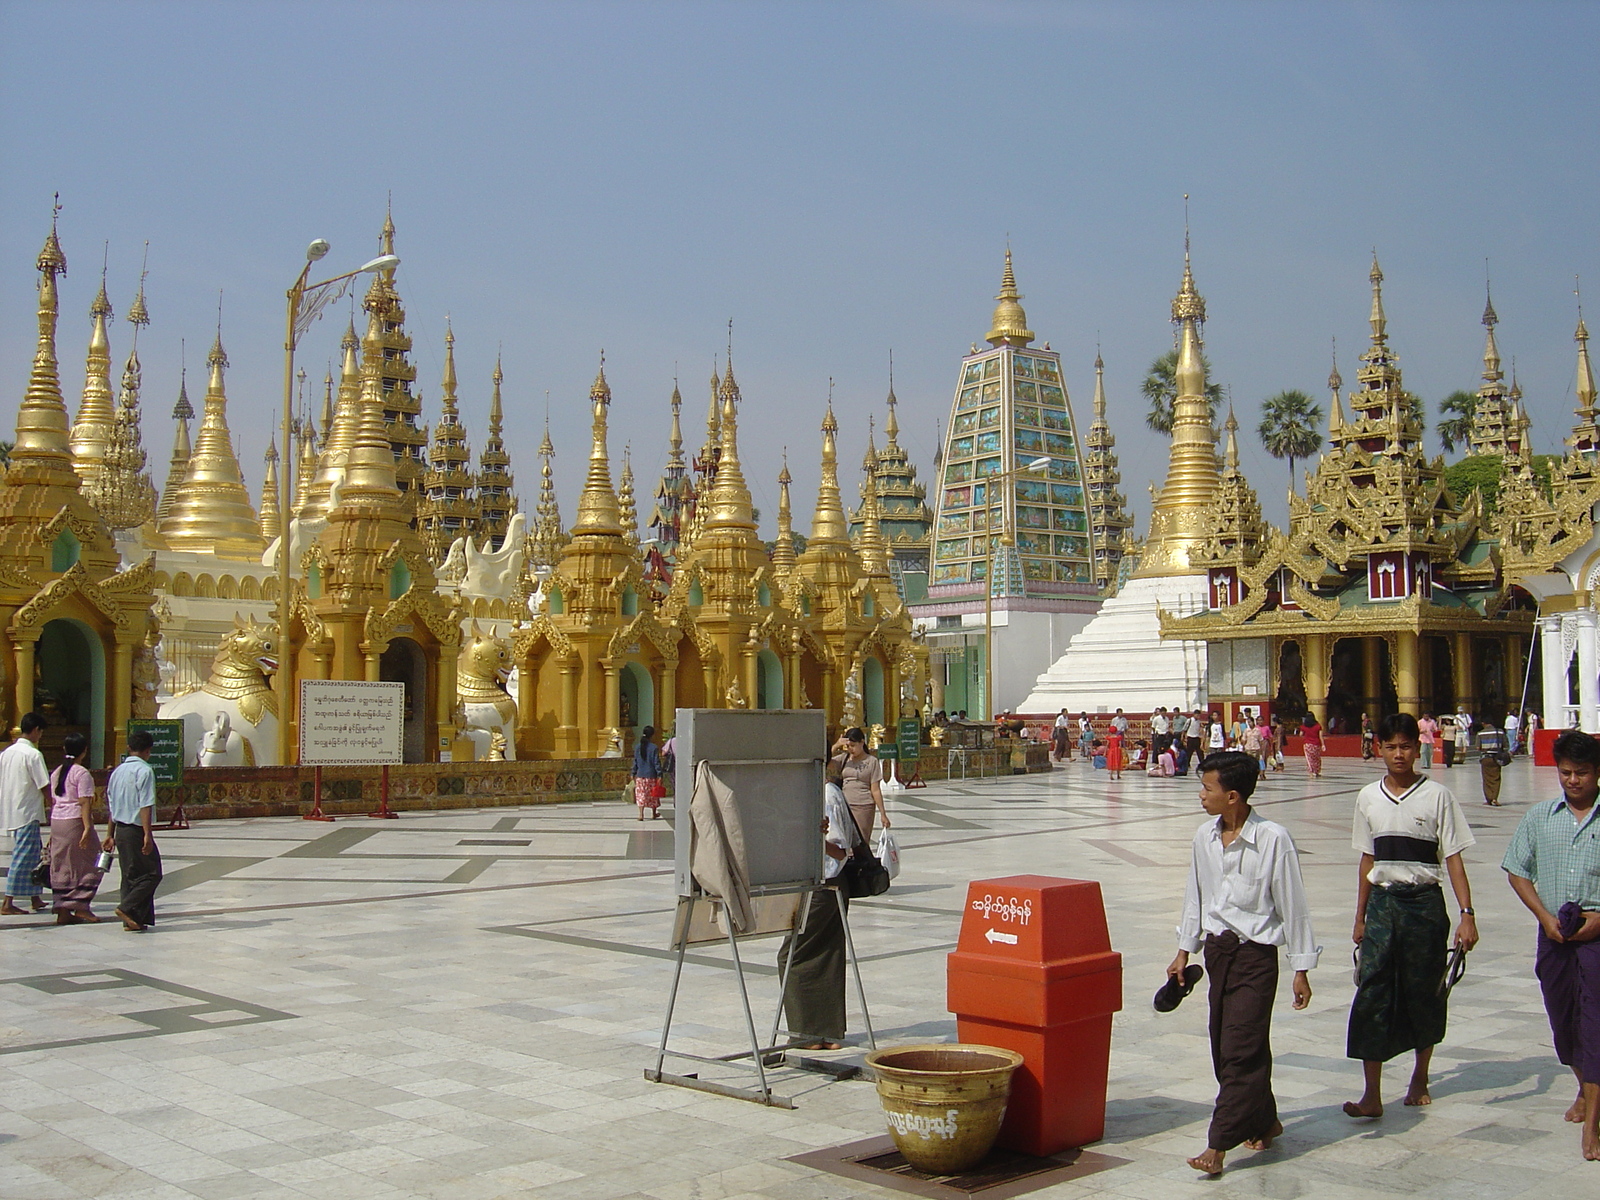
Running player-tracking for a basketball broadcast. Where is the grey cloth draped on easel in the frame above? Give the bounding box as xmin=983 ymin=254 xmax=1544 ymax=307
xmin=689 ymin=760 xmax=754 ymax=933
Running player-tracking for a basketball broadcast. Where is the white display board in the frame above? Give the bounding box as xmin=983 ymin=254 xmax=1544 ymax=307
xmin=299 ymin=680 xmax=405 ymax=765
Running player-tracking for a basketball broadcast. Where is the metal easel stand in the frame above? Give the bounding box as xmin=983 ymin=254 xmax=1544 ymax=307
xmin=646 ymin=886 xmax=876 ymax=1107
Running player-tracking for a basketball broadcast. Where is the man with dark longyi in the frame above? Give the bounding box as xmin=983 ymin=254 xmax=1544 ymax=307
xmin=1344 ymin=712 xmax=1479 ymax=1119
xmin=1502 ymin=729 xmax=1600 ymax=1162
xmin=1170 ymin=751 xmax=1319 ymax=1175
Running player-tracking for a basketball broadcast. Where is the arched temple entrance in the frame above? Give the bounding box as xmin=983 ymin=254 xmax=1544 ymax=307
xmin=757 ymin=649 xmax=783 ymax=710
xmin=380 ymin=637 xmax=429 ymax=763
xmin=620 ymin=660 xmax=654 ymax=737
xmin=36 ymin=618 xmax=106 ymax=767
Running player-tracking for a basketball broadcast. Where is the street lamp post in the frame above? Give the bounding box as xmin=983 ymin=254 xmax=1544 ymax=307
xmin=276 ymin=243 xmax=401 ymax=765
xmin=983 ymin=455 xmax=1051 ymax=722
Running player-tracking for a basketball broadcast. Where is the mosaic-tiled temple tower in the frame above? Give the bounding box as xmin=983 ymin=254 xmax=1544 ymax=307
xmin=910 ymin=251 xmax=1102 ymax=716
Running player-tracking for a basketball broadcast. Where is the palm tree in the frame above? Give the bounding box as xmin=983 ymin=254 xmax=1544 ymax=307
xmin=1142 ymin=349 xmax=1224 ymax=434
xmin=1256 ymin=391 xmax=1324 ymax=491
xmin=1437 ymin=390 xmax=1477 ymax=454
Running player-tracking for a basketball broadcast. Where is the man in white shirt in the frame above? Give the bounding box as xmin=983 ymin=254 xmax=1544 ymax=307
xmin=1344 ymin=712 xmax=1478 ymax=1119
xmin=1052 ymin=709 xmax=1072 ymax=763
xmin=1151 ymin=708 xmax=1171 ymax=758
xmin=1 ymin=713 xmax=51 ymax=916
xmin=1170 ymin=751 xmax=1319 ymax=1175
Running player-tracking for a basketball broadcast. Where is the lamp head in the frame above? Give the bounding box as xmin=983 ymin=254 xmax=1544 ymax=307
xmin=359 ymin=254 xmax=400 ymax=274
xmin=306 ymin=239 xmax=330 ymax=262
xmin=1025 ymin=456 xmax=1050 ymax=471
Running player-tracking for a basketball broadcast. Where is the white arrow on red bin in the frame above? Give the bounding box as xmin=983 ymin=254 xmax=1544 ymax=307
xmin=984 ymin=928 xmax=1018 ymax=945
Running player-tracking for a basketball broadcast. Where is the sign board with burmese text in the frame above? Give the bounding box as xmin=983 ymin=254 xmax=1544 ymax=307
xmin=298 ymin=680 xmax=405 ymax=766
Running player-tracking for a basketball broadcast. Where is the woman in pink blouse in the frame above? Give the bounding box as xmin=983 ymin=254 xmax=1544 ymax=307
xmin=48 ymin=733 xmax=102 ymax=923
xmin=1417 ymin=712 xmax=1439 ymax=769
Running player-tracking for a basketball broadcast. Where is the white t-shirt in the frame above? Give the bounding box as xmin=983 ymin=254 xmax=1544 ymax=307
xmin=1208 ymin=723 xmax=1225 ymax=749
xmin=1152 ymin=713 xmax=1170 ymax=735
xmin=1352 ymin=776 xmax=1475 ymax=887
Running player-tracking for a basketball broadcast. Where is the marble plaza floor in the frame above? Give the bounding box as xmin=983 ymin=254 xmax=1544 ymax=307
xmin=3 ymin=753 xmax=1597 ymax=1200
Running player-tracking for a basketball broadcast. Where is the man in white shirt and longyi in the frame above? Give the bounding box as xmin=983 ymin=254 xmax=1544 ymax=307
xmin=1169 ymin=750 xmax=1320 ymax=1176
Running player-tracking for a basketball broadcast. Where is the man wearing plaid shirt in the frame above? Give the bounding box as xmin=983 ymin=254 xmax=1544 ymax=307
xmin=1503 ymin=729 xmax=1600 ymax=1162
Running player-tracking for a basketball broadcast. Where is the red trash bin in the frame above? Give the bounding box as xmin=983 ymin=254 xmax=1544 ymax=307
xmin=947 ymin=875 xmax=1122 ymax=1155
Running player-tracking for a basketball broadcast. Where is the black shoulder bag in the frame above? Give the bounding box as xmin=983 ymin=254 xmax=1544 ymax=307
xmin=839 ymin=804 xmax=890 ymax=898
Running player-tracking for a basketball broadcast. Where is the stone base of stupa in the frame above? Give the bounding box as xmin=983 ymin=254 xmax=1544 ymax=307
xmin=1018 ymin=573 xmax=1210 ymax=714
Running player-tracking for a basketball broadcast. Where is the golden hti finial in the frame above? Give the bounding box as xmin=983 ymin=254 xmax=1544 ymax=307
xmin=570 ymin=350 xmax=624 ymax=535
xmin=809 ymin=382 xmax=849 ymax=546
xmin=1223 ymin=396 xmax=1240 ymax=470
xmin=1093 ymin=348 xmax=1108 ymax=419
xmin=884 ymin=351 xmax=901 ymax=448
xmin=1327 ymin=338 xmax=1345 ymax=436
xmin=1368 ymin=252 xmax=1388 ymax=344
xmin=1172 ymin=199 xmax=1206 ymax=326
xmin=772 ymin=450 xmax=796 ymax=579
xmin=1576 ymin=277 xmax=1597 ymax=419
xmin=667 ymin=376 xmax=684 ymax=466
xmin=1482 ymin=278 xmax=1503 ymax=383
xmin=985 ymin=246 xmax=1035 ymax=347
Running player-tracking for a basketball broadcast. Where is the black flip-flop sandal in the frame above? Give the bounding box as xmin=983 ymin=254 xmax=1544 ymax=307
xmin=1439 ymin=944 xmax=1468 ymax=996
xmin=1153 ymin=963 xmax=1204 ymax=1012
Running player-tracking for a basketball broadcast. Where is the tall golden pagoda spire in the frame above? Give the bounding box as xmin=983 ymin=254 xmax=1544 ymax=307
xmin=85 ymin=260 xmax=158 ymax=532
xmin=855 ymin=431 xmax=891 ymax=579
xmin=301 ymin=320 xmax=362 ymax=523
xmin=318 ymin=367 xmax=335 ymax=452
xmin=476 ymin=354 xmax=516 ymax=546
xmin=648 ymin=381 xmax=691 ymax=556
xmin=158 ymin=324 xmax=265 ymax=556
xmin=1134 ymin=221 xmax=1221 ymax=579
xmin=157 ymin=363 xmax=192 ymax=524
xmin=11 ymin=203 xmax=81 ymax=488
xmin=700 ymin=348 xmax=757 ymax=534
xmin=70 ymin=255 xmax=117 ymax=486
xmin=260 ymin=439 xmax=282 ymax=541
xmin=570 ymin=355 xmax=624 ymax=536
xmin=1083 ymin=350 xmax=1134 ymax=591
xmin=985 ymin=248 xmax=1035 ymax=347
xmin=808 ymin=393 xmax=849 ymax=546
xmin=528 ymin=411 xmax=567 ymax=569
xmin=772 ymin=452 xmax=796 ymax=580
xmin=1468 ymin=282 xmax=1516 ymax=457
xmin=333 ymin=309 xmax=405 ymax=509
xmin=420 ymin=324 xmax=478 ymax=558
xmin=358 ymin=210 xmax=425 ymax=514
xmin=619 ymin=445 xmax=639 ymax=545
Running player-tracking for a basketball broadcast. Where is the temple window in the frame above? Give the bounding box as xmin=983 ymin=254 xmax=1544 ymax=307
xmin=389 ymin=560 xmax=411 ymax=599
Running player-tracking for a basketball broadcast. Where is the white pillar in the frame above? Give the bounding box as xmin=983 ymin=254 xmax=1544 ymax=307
xmin=1539 ymin=615 xmax=1571 ymax=728
xmin=1577 ymin=609 xmax=1599 ymax=733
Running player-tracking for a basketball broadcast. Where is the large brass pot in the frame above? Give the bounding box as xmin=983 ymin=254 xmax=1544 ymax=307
xmin=864 ymin=1044 xmax=1024 ymax=1173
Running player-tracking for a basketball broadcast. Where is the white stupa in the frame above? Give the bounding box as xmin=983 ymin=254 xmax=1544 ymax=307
xmin=1021 ymin=245 xmax=1218 ymax=713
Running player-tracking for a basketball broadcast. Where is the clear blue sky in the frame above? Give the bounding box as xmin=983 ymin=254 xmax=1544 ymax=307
xmin=3 ymin=1 xmax=1596 ymax=536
